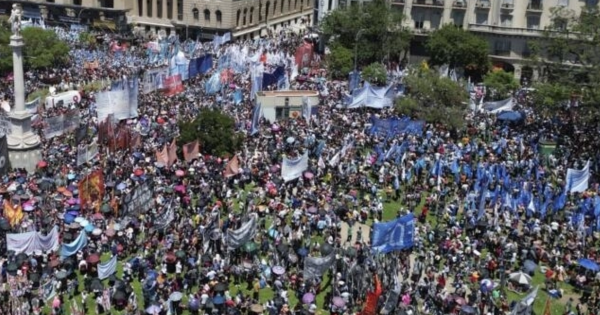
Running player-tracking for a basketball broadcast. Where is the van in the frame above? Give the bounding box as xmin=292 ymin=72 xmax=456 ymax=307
xmin=45 ymin=90 xmax=81 ymax=110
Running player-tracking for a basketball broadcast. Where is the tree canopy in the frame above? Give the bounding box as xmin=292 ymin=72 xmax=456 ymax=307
xmin=361 ymin=63 xmax=387 ymax=85
xmin=320 ymin=0 xmax=412 ymax=67
xmin=529 ymin=5 xmax=600 ymax=111
xmin=395 ymin=69 xmax=468 ymax=129
xmin=483 ymin=70 xmax=520 ymax=101
xmin=325 ymin=44 xmax=353 ymax=79
xmin=426 ymin=25 xmax=490 ymax=74
xmin=0 ymin=26 xmax=69 ymax=73
xmin=178 ymin=109 xmax=243 ymax=157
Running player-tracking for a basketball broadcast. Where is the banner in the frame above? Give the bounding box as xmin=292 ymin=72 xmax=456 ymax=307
xmin=565 ymin=161 xmax=590 ymax=193
xmin=361 ymin=275 xmax=383 ymax=315
xmin=163 ymin=74 xmax=184 ymax=96
xmin=295 ymin=40 xmax=314 ymax=69
xmin=189 ymin=54 xmax=214 ymax=78
xmin=25 ymin=97 xmax=41 ymax=114
xmin=281 ymin=152 xmax=309 ymax=182
xmin=167 ymin=139 xmax=178 ymax=166
xmin=97 ymin=255 xmax=118 ymax=280
xmin=42 ymin=110 xmax=81 ymax=139
xmin=122 ymin=182 xmax=155 ymax=216
xmin=143 ymin=66 xmax=168 ymax=94
xmin=227 ymin=214 xmax=258 ymax=250
xmin=510 ymin=286 xmax=538 ymax=315
xmin=60 ymin=231 xmax=88 ymax=258
xmin=0 ymin=136 xmax=8 ymax=176
xmin=482 ymin=97 xmax=514 ymax=113
xmin=156 ymin=145 xmax=169 ymax=165
xmin=6 ymin=226 xmax=60 ymax=255
xmin=371 ymin=213 xmax=415 ymax=253
xmin=303 ymin=252 xmax=336 ymax=280
xmin=76 ymin=141 xmax=99 ymax=166
xmin=251 ymin=103 xmax=262 ymax=135
xmin=42 ymin=280 xmax=56 ymax=301
xmin=96 ymin=78 xmax=139 ymax=121
xmin=79 ymin=170 xmax=105 ymax=210
xmin=182 ymin=140 xmax=199 ymax=162
xmin=83 ymin=60 xmax=100 ymax=70
xmin=4 ymin=201 xmax=23 ymax=227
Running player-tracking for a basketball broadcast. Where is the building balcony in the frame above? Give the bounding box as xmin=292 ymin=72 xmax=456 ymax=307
xmin=500 ymin=3 xmax=514 ymax=11
xmin=412 ymin=0 xmax=445 ymax=7
xmin=453 ymin=0 xmax=467 ymax=9
xmin=468 ymin=23 xmax=544 ymax=37
xmin=493 ymin=50 xmax=511 ymax=57
xmin=526 ymin=2 xmax=543 ymax=13
xmin=475 ymin=1 xmax=490 ymax=9
xmin=391 ymin=0 xmax=405 ymax=5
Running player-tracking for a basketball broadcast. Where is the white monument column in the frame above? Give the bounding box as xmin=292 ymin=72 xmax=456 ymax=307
xmin=7 ymin=4 xmax=42 ymax=172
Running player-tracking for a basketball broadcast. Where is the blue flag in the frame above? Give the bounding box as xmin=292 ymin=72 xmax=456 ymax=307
xmin=372 ymin=213 xmax=415 ymax=253
xmin=251 ymin=103 xmax=262 ymax=135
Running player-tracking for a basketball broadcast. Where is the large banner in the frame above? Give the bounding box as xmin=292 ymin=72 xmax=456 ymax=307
xmin=76 ymin=141 xmax=99 ymax=166
xmin=122 ymin=181 xmax=154 ymax=216
xmin=143 ymin=66 xmax=169 ymax=94
xmin=281 ymin=152 xmax=309 ymax=182
xmin=78 ymin=170 xmax=105 ymax=211
xmin=163 ymin=74 xmax=184 ymax=96
xmin=25 ymin=97 xmax=41 ymax=114
xmin=303 ymin=252 xmax=336 ymax=280
xmin=43 ymin=110 xmax=81 ymax=139
xmin=189 ymin=54 xmax=214 ymax=78
xmin=96 ymin=78 xmax=139 ymax=121
xmin=295 ymin=41 xmax=314 ymax=69
xmin=371 ymin=213 xmax=415 ymax=253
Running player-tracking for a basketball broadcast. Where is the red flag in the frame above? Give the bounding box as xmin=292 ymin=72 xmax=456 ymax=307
xmin=163 ymin=74 xmax=184 ymax=96
xmin=182 ymin=140 xmax=199 ymax=162
xmin=156 ymin=145 xmax=169 ymax=165
xmin=295 ymin=40 xmax=314 ymax=69
xmin=168 ymin=138 xmax=178 ymax=166
xmin=361 ymin=275 xmax=383 ymax=315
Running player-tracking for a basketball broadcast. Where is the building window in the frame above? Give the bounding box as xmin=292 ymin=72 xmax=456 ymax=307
xmin=500 ymin=14 xmax=512 ymax=27
xmin=167 ymin=0 xmax=173 ymax=19
xmin=157 ymin=0 xmax=163 ymax=18
xmin=289 ymin=0 xmax=292 ymax=10
xmin=452 ymin=11 xmax=464 ymax=28
xmin=216 ymin=10 xmax=222 ymax=23
xmin=138 ymin=0 xmax=143 ymax=16
xmin=411 ymin=8 xmax=424 ymax=29
xmin=204 ymin=9 xmax=210 ymax=21
xmin=73 ymin=0 xmax=82 ymax=5
xmin=266 ymin=2 xmax=271 ymax=19
xmin=554 ymin=17 xmax=568 ymax=30
xmin=147 ymin=0 xmax=153 ymax=17
xmin=294 ymin=0 xmax=298 ymax=9
xmin=526 ymin=15 xmax=540 ymax=29
xmin=300 ymin=0 xmax=303 ymax=8
xmin=259 ymin=2 xmax=263 ymax=20
xmin=276 ymin=107 xmax=290 ymax=120
xmin=249 ymin=8 xmax=254 ymax=23
xmin=177 ymin=0 xmax=183 ymax=20
xmin=281 ymin=0 xmax=285 ymax=12
xmin=193 ymin=8 xmax=199 ymax=19
xmin=243 ymin=8 xmax=247 ymax=24
xmin=585 ymin=0 xmax=598 ymax=7
xmin=475 ymin=12 xmax=488 ymax=25
xmin=236 ymin=9 xmax=241 ymax=26
xmin=101 ymin=0 xmax=114 ymax=8
xmin=274 ymin=1 xmax=277 ymax=14
xmin=494 ymin=40 xmax=511 ymax=56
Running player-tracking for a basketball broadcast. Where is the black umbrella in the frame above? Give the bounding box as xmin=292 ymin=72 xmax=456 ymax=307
xmin=276 ymin=243 xmax=289 ymax=253
xmin=5 ymin=262 xmax=18 ymax=275
xmin=0 ymin=219 xmax=10 ymax=231
xmin=112 ymin=290 xmax=127 ymax=302
xmin=214 ymin=282 xmax=228 ymax=292
xmin=56 ymin=270 xmax=68 ymax=279
xmin=29 ymin=272 xmax=40 ymax=284
xmin=320 ymin=243 xmax=334 ymax=255
xmin=15 ymin=253 xmax=28 ymax=265
xmin=90 ymin=278 xmax=104 ymax=292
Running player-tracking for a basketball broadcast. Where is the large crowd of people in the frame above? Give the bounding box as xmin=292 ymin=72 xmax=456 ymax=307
xmin=0 ymin=23 xmax=599 ymax=315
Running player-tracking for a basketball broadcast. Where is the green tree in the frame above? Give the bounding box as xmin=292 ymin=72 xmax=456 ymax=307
xmin=529 ymin=82 xmax=572 ymax=114
xmin=361 ymin=62 xmax=387 ymax=85
xmin=320 ymin=0 xmax=412 ymax=66
xmin=483 ymin=70 xmax=520 ymax=100
xmin=426 ymin=25 xmax=490 ymax=74
xmin=395 ymin=69 xmax=468 ymax=129
xmin=326 ymin=44 xmax=353 ymax=79
xmin=178 ymin=109 xmax=243 ymax=157
xmin=529 ymin=5 xmax=600 ymax=108
xmin=0 ymin=27 xmax=69 ymax=72
xmin=78 ymin=32 xmax=97 ymax=46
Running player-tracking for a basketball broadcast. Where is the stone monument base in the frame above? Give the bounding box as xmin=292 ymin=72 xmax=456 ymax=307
xmin=8 ymin=146 xmax=42 ymax=172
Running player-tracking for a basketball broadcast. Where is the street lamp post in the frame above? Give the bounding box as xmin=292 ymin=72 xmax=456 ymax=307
xmin=353 ymin=29 xmax=365 ymax=74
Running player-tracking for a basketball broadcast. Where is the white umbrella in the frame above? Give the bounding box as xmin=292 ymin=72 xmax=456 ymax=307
xmin=509 ymin=271 xmax=532 ymax=285
xmin=92 ymin=228 xmax=102 ymax=236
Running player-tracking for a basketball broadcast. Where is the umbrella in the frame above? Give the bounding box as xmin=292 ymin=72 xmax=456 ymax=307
xmin=23 ymin=203 xmax=35 ymax=212
xmin=307 ymin=206 xmax=317 ymax=214
xmin=145 ymin=305 xmax=161 ymax=314
xmin=165 ymin=252 xmax=177 ymax=263
xmin=332 ymin=296 xmax=346 ymax=307
xmin=250 ymin=304 xmax=264 ymax=313
xmin=188 ymin=299 xmax=200 ymax=311
xmin=304 ymin=172 xmax=314 ymax=179
xmin=523 ymin=260 xmax=537 ymax=273
xmin=113 ymin=223 xmax=122 ymax=231
xmin=87 ymin=254 xmax=100 ymax=264
xmin=90 ymin=278 xmax=104 ymax=292
xmin=302 ymin=292 xmax=315 ymax=304
xmin=509 ymin=271 xmax=532 ymax=285
xmin=5 ymin=262 xmax=18 ymax=274
xmin=497 ymin=111 xmax=524 ymax=121
xmin=37 ymin=160 xmax=48 ymax=168
xmin=64 ymin=214 xmax=76 ymax=224
xmin=85 ymin=224 xmax=95 ymax=232
xmin=68 ymin=222 xmax=81 ymax=229
xmin=276 ymin=243 xmax=289 ymax=253
xmin=105 ymin=229 xmax=116 ymax=237
xmin=578 ymin=258 xmax=600 ymax=272
xmin=175 ymin=170 xmax=185 ymax=177
xmin=174 ymin=185 xmax=186 ymax=193
xmin=244 ymin=242 xmax=258 ymax=253
xmin=113 ymin=290 xmax=127 ymax=302
xmin=272 ymin=266 xmax=285 ymax=275
xmin=56 ymin=270 xmax=68 ymax=279
xmin=214 ymin=282 xmax=228 ymax=292
xmin=170 ymin=291 xmax=183 ymax=302
xmin=297 ymin=248 xmax=308 ymax=256
xmin=286 ymin=137 xmax=295 ymax=144
xmin=101 ymin=204 xmax=112 ymax=214
xmin=212 ymin=295 xmax=225 ymax=305
xmin=175 ymin=250 xmax=186 ymax=259
xmin=92 ymin=228 xmax=102 ymax=236
xmin=454 ymin=296 xmax=467 ymax=305
xmin=49 ymin=259 xmax=60 ymax=268
xmin=321 ymin=243 xmax=334 ymax=255
xmin=116 ymin=183 xmax=127 ymax=191
xmin=345 ymin=247 xmax=357 ymax=257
